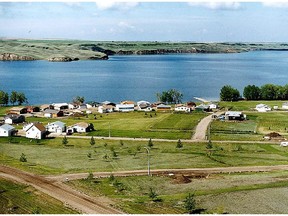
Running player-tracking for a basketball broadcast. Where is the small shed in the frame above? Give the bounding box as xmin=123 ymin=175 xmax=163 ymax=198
xmin=0 ymin=124 xmax=16 ymax=137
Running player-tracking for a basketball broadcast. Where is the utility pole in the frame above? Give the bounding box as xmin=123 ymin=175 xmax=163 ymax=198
xmin=144 ymin=147 xmax=151 ymax=176
xmin=109 ymin=122 xmax=111 ymax=138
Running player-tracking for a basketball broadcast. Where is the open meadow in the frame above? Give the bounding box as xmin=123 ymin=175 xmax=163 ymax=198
xmin=66 ymin=170 xmax=288 ymax=214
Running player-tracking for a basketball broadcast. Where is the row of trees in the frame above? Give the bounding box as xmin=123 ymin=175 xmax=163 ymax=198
xmin=156 ymin=89 xmax=183 ymax=104
xmin=220 ymin=84 xmax=288 ymax=101
xmin=0 ymin=90 xmax=28 ymax=106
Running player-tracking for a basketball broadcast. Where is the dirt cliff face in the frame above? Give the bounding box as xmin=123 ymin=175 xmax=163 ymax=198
xmin=48 ymin=56 xmax=74 ymax=62
xmin=0 ymin=53 xmax=35 ymax=61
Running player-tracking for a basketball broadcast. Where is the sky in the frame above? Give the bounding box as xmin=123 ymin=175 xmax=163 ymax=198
xmin=1 ymin=1 xmax=288 ymax=42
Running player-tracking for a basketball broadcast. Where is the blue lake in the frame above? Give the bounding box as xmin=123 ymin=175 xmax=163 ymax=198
xmin=1 ymin=51 xmax=288 ymax=105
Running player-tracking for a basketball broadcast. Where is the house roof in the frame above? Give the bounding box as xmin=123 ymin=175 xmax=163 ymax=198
xmin=43 ymin=109 xmax=61 ymax=114
xmin=5 ymin=114 xmax=24 ymax=120
xmin=50 ymin=121 xmax=66 ymax=128
xmin=33 ymin=123 xmax=46 ymax=132
xmin=157 ymin=104 xmax=171 ymax=109
xmin=9 ymin=107 xmax=26 ymax=111
xmin=0 ymin=124 xmax=15 ymax=131
xmin=225 ymin=111 xmax=243 ymax=117
xmin=74 ymin=122 xmax=89 ymax=129
xmin=121 ymin=100 xmax=136 ymax=105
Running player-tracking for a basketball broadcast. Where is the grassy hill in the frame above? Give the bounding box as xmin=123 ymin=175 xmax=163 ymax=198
xmin=1 ymin=39 xmax=288 ymax=61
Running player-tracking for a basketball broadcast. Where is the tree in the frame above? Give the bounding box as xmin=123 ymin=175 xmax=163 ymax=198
xmin=156 ymin=89 xmax=183 ymax=104
xmin=183 ymin=193 xmax=196 ymax=214
xmin=243 ymin=85 xmax=261 ymax=100
xmin=220 ymin=85 xmax=240 ymax=101
xmin=62 ymin=136 xmax=68 ymax=145
xmin=73 ymin=96 xmax=85 ymax=105
xmin=20 ymin=153 xmax=27 ymax=162
xmin=260 ymin=84 xmax=279 ymax=100
xmin=176 ymin=139 xmax=183 ymax=148
xmin=0 ymin=90 xmax=9 ymax=105
xmin=206 ymin=140 xmax=213 ymax=149
xmin=16 ymin=92 xmax=27 ymax=105
xmin=148 ymin=138 xmax=153 ymax=148
xmin=90 ymin=136 xmax=95 ymax=146
xmin=10 ymin=91 xmax=18 ymax=105
xmin=86 ymin=172 xmax=94 ymax=181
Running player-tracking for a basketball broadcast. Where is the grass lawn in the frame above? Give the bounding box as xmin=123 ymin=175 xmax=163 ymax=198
xmin=66 ymin=170 xmax=288 ymax=214
xmin=210 ymin=111 xmax=288 ymax=141
xmin=26 ymin=111 xmax=207 ymax=139
xmin=0 ymin=178 xmax=77 ymax=214
xmin=2 ymin=137 xmax=288 ymax=175
xmin=218 ymin=100 xmax=286 ymax=111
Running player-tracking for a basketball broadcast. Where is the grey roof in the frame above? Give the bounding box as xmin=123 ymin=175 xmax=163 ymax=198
xmin=43 ymin=109 xmax=61 ymax=114
xmin=50 ymin=121 xmax=66 ymax=127
xmin=0 ymin=124 xmax=15 ymax=131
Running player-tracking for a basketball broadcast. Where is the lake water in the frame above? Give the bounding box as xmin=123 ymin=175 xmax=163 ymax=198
xmin=1 ymin=51 xmax=288 ymax=105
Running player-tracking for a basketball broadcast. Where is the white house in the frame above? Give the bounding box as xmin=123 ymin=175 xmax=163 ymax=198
xmin=98 ymin=105 xmax=114 ymax=113
xmin=67 ymin=122 xmax=93 ymax=134
xmin=282 ymin=102 xmax=288 ymax=110
xmin=115 ymin=104 xmax=135 ymax=112
xmin=255 ymin=104 xmax=271 ymax=112
xmin=137 ymin=101 xmax=152 ymax=112
xmin=225 ymin=111 xmax=246 ymax=121
xmin=52 ymin=103 xmax=69 ymax=110
xmin=24 ymin=123 xmax=47 ymax=139
xmin=208 ymin=103 xmax=218 ymax=109
xmin=4 ymin=114 xmax=25 ymax=124
xmin=0 ymin=124 xmax=16 ymax=137
xmin=174 ymin=105 xmax=191 ymax=112
xmin=46 ymin=121 xmax=66 ymax=133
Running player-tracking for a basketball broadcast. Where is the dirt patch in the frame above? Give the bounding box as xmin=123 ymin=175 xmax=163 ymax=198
xmin=171 ymin=173 xmax=209 ymax=184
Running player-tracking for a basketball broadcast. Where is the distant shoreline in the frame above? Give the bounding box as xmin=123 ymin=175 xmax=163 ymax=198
xmin=1 ymin=39 xmax=288 ymax=62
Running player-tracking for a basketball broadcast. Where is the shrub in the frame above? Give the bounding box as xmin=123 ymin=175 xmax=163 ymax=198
xmin=19 ymin=153 xmax=27 ymax=162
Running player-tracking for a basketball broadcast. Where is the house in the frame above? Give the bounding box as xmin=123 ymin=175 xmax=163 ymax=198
xmin=52 ymin=103 xmax=69 ymax=110
xmin=224 ymin=111 xmax=246 ymax=121
xmin=195 ymin=104 xmax=210 ymax=112
xmin=4 ymin=114 xmax=25 ymax=124
xmin=26 ymin=106 xmax=40 ymax=113
xmin=121 ymin=100 xmax=136 ymax=105
xmin=137 ymin=101 xmax=152 ymax=112
xmin=43 ymin=109 xmax=64 ymax=118
xmin=255 ymin=104 xmax=271 ymax=112
xmin=68 ymin=103 xmax=78 ymax=109
xmin=174 ymin=104 xmax=191 ymax=112
xmin=24 ymin=123 xmax=46 ymax=139
xmin=187 ymin=101 xmax=196 ymax=110
xmin=208 ymin=103 xmax=218 ymax=109
xmin=66 ymin=122 xmax=94 ymax=134
xmin=46 ymin=121 xmax=66 ymax=133
xmin=98 ymin=105 xmax=115 ymax=113
xmin=101 ymin=101 xmax=116 ymax=106
xmin=156 ymin=104 xmax=171 ymax=111
xmin=0 ymin=124 xmax=16 ymax=137
xmin=8 ymin=107 xmax=27 ymax=115
xmin=115 ymin=104 xmax=135 ymax=112
xmin=40 ymin=104 xmax=54 ymax=111
xmin=282 ymin=102 xmax=288 ymax=110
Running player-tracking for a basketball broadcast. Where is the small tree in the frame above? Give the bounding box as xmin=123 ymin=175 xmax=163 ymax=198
xmin=62 ymin=136 xmax=68 ymax=145
xmin=86 ymin=172 xmax=94 ymax=181
xmin=119 ymin=140 xmax=124 ymax=147
xmin=184 ymin=193 xmax=196 ymax=214
xmin=10 ymin=91 xmax=17 ymax=105
xmin=148 ymin=138 xmax=153 ymax=148
xmin=20 ymin=153 xmax=27 ymax=162
xmin=176 ymin=139 xmax=183 ymax=148
xmin=16 ymin=92 xmax=28 ymax=105
xmin=90 ymin=136 xmax=95 ymax=146
xmin=206 ymin=140 xmax=213 ymax=149
xmin=87 ymin=152 xmax=92 ymax=158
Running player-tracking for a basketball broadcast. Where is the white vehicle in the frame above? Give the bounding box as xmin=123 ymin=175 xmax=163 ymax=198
xmin=280 ymin=142 xmax=288 ymax=147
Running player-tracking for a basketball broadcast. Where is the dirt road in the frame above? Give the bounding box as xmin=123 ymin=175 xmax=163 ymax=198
xmin=192 ymin=114 xmax=212 ymax=140
xmin=0 ymin=165 xmax=123 ymax=214
xmin=45 ymin=164 xmax=288 ymax=181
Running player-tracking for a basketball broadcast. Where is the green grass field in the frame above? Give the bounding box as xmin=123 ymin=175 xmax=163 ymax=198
xmin=26 ymin=111 xmax=207 ymax=139
xmin=2 ymin=137 xmax=288 ymax=175
xmin=210 ymin=111 xmax=288 ymax=140
xmin=0 ymin=178 xmax=77 ymax=214
xmin=66 ymin=170 xmax=288 ymax=214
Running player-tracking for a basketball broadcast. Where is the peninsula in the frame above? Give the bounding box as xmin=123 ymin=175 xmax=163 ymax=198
xmin=1 ymin=39 xmax=288 ymax=61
